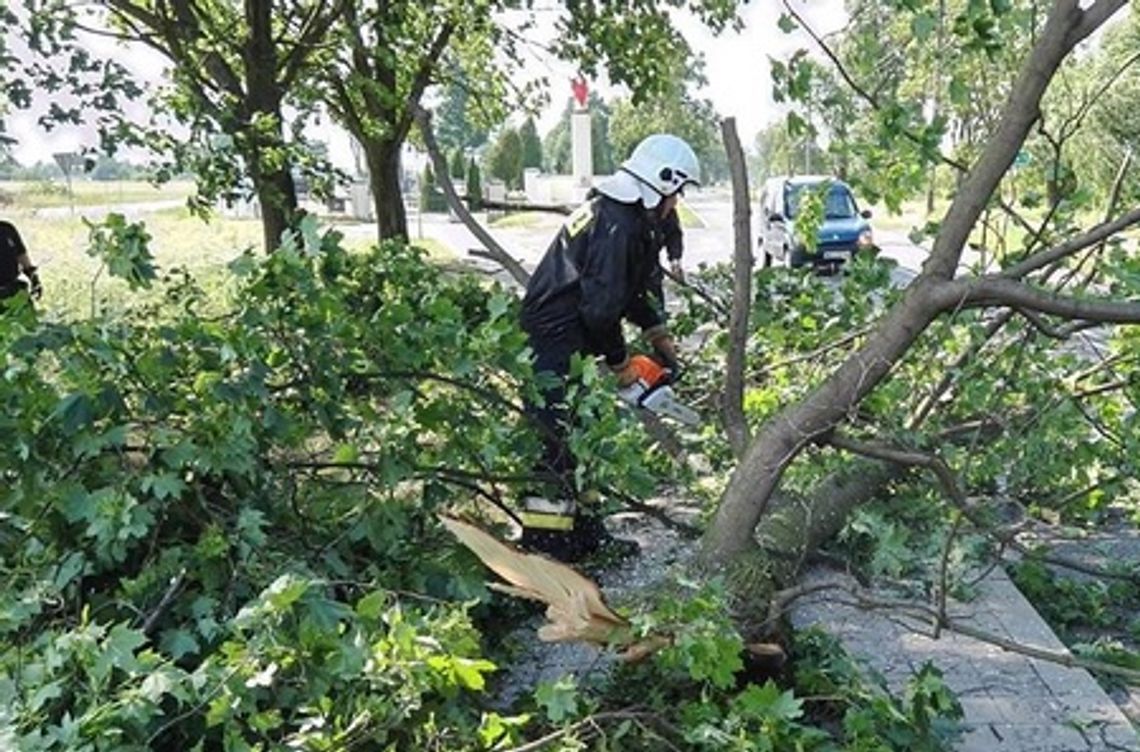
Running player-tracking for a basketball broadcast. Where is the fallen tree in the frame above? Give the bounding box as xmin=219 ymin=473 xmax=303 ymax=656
xmin=424 ymin=0 xmax=1140 ymax=648
xmin=701 ymin=0 xmax=1140 ymax=612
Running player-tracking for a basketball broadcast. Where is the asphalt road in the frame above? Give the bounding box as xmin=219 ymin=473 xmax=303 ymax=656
xmin=413 ymin=184 xmax=937 ymax=285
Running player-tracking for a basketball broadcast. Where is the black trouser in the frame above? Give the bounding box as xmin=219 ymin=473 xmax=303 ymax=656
xmin=521 ymin=323 xmax=630 ymax=560
xmin=646 ymin=263 xmax=667 ymax=321
xmin=524 ymin=323 xmax=585 ymax=497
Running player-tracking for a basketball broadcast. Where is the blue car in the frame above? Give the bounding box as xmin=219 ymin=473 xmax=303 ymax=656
xmin=758 ymin=175 xmax=875 ymax=270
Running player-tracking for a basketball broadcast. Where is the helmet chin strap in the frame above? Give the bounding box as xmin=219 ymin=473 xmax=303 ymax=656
xmin=619 ymin=166 xmax=666 ymax=209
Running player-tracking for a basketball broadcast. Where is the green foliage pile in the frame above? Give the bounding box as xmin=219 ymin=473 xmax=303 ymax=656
xmin=673 ymin=251 xmax=1140 ymax=588
xmin=1 ymin=232 xmax=542 ymax=747
xmin=0 ymin=218 xmax=667 ymax=748
xmin=0 ymin=218 xmax=976 ymax=749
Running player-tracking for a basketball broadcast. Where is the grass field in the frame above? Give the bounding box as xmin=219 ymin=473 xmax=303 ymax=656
xmin=0 ymin=179 xmax=196 ymax=209
xmin=3 ymin=194 xmax=464 ymax=319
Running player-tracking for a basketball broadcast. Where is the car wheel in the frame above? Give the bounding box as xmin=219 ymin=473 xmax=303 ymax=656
xmin=760 ymin=242 xmax=773 ymax=268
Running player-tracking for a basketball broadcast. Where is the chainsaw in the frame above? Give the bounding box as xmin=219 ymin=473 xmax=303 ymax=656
xmin=616 ymin=354 xmax=701 ymax=426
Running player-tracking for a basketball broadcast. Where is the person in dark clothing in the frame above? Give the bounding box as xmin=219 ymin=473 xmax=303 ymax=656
xmin=518 ymin=133 xmax=700 ymax=561
xmin=646 ymin=206 xmax=684 ymax=323
xmin=0 ymin=220 xmax=41 ymax=308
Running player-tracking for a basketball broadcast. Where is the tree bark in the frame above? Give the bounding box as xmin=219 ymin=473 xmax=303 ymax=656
xmin=366 ymin=141 xmax=409 ymax=241
xmin=720 ymin=117 xmax=752 ymax=458
xmin=243 ymin=0 xmax=298 ymax=252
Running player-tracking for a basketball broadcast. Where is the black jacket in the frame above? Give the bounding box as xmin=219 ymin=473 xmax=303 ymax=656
xmin=0 ymin=220 xmax=28 ymax=288
xmin=660 ymin=209 xmax=683 ymax=262
xmin=521 ymin=195 xmax=666 ymax=368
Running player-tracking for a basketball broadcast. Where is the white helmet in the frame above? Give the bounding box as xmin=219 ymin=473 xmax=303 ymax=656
xmin=622 ymin=134 xmax=701 ymax=201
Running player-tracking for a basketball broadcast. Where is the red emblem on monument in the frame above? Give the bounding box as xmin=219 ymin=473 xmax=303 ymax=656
xmin=571 ymin=77 xmax=589 ymax=109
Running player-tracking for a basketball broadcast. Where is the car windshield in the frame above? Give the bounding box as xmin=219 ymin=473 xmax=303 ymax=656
xmin=785 ymin=183 xmax=858 ymax=219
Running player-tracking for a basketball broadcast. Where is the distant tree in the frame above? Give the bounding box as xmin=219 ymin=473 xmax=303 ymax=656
xmin=436 ymin=72 xmax=491 ymax=153
xmin=86 ymin=1 xmax=339 ymax=252
xmin=0 ymin=141 xmax=15 ymax=179
xmin=752 ymin=121 xmax=827 ymax=181
xmin=520 ymin=117 xmax=543 ymax=170
xmin=487 ymin=128 xmax=523 ymax=189
xmin=420 ymin=162 xmax=446 ymax=212
xmin=465 ymin=158 xmax=483 ymax=210
xmin=608 ymin=90 xmax=724 ymax=181
xmin=1073 ymin=13 xmax=1140 ymax=204
xmin=89 ymin=155 xmax=136 ymax=181
xmin=449 ymin=147 xmax=467 ymax=180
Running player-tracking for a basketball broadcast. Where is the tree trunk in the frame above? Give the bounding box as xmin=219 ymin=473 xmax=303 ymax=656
xmin=243 ymin=0 xmax=298 ymax=252
xmin=720 ymin=117 xmax=752 ymax=458
xmin=250 ymin=163 xmax=297 ymax=252
xmin=702 ymin=279 xmax=951 ymax=566
xmin=699 ymin=0 xmax=1123 ymax=572
xmin=367 ymin=141 xmax=409 ymax=242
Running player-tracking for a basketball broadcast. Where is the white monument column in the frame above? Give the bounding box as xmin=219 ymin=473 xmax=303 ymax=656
xmin=570 ymin=77 xmax=592 ymax=187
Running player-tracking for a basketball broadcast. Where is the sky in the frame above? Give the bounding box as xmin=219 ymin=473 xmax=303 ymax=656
xmin=5 ymin=0 xmax=846 ymax=168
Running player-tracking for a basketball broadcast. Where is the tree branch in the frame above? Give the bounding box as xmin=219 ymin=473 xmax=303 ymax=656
xmin=1070 ymin=0 xmax=1129 ymax=43
xmin=1001 ymin=205 xmax=1140 ymax=279
xmin=141 ymin=568 xmax=186 ymax=636
xmin=797 ymin=579 xmax=1140 ymax=685
xmin=279 ymin=0 xmax=346 ymax=91
xmin=922 ymin=0 xmax=1094 ymax=280
xmin=721 ymin=117 xmax=753 ymax=458
xmin=395 ymin=21 xmax=455 ymax=143
xmin=757 ymin=326 xmax=873 ymax=378
xmin=503 ymin=709 xmax=685 ymax=752
xmin=955 ymin=276 xmax=1140 ymax=323
xmin=780 ymin=0 xmax=969 ymax=173
xmin=1013 ymin=306 xmax=1068 ymax=338
xmin=828 ymin=431 xmax=1140 ymax=584
xmin=413 ymin=105 xmax=531 ymax=286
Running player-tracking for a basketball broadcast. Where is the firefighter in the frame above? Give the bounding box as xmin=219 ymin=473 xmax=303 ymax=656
xmin=518 ymin=134 xmax=700 ymax=561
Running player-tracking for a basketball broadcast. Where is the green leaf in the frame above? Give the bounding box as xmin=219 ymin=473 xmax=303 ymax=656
xmin=355 ymin=590 xmax=389 ymax=620
xmin=265 ymin=575 xmax=310 ymax=612
xmin=777 ymin=13 xmax=798 ymax=33
xmin=159 ymin=628 xmax=201 ymax=660
xmin=786 ymin=110 xmax=809 ymax=138
xmin=140 ymin=666 xmax=182 ymax=703
xmin=487 ymin=291 xmax=510 ymax=320
xmin=451 ymin=657 xmax=496 ymax=691
xmin=911 ymin=12 xmax=938 ymax=41
xmin=948 ymin=76 xmax=969 ymax=107
xmin=53 ymin=552 xmax=86 ymax=590
xmin=332 ymin=443 xmax=359 ymax=463
xmin=205 ymin=694 xmax=231 ymax=727
xmin=29 ymin=680 xmax=64 ymax=712
xmin=141 ymin=472 xmax=187 ymax=500
xmin=535 ymin=676 xmax=579 ymax=723
xmin=53 ymin=393 xmax=94 ymax=434
xmin=735 ymin=680 xmax=804 ymax=722
xmin=93 ymin=623 xmax=146 ymax=682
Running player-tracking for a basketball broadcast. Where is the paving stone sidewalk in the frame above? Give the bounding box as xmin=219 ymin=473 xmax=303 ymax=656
xmin=790 ymin=566 xmax=1140 ymax=751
